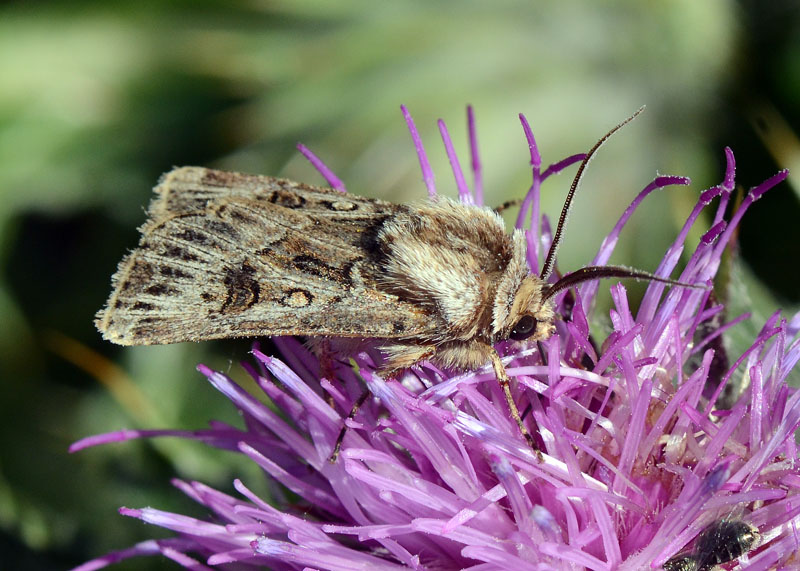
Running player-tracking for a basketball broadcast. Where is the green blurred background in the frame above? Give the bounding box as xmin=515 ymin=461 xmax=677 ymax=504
xmin=1 ymin=1 xmax=799 ymax=569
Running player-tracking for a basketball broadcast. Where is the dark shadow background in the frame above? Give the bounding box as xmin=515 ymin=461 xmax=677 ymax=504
xmin=1 ymin=1 xmax=798 ymax=569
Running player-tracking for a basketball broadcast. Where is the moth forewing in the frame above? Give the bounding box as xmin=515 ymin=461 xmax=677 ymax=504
xmin=95 ymin=167 xmax=436 ymax=346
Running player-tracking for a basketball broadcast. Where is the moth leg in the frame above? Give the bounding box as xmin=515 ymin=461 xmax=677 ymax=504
xmin=315 ymin=339 xmax=339 ymax=410
xmin=379 ymin=343 xmax=437 ymax=378
xmin=329 ymin=344 xmax=435 ymax=463
xmin=511 ymin=342 xmax=548 ymax=425
xmin=493 ymin=198 xmax=523 ymax=214
xmin=488 ymin=349 xmax=543 ymax=461
xmin=329 ymin=391 xmax=370 ymax=463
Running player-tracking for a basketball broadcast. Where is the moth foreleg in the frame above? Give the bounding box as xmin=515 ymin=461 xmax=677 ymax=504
xmin=488 ymin=348 xmax=543 ymax=461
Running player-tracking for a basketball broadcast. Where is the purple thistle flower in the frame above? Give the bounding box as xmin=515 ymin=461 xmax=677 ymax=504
xmin=74 ymin=107 xmax=800 ymax=570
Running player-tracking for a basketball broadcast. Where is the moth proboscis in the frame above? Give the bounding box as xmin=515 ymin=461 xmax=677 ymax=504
xmin=97 ymin=107 xmax=700 ymax=460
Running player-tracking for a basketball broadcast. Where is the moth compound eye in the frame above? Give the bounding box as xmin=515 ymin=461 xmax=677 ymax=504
xmin=510 ymin=315 xmax=537 ymax=340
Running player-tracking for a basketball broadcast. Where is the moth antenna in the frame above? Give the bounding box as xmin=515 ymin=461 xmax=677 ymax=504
xmin=541 ymin=264 xmax=706 ymax=302
xmin=539 ymin=106 xmax=645 ymax=281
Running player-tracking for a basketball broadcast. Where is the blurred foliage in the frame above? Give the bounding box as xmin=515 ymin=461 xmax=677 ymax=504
xmin=0 ymin=0 xmax=798 ymax=568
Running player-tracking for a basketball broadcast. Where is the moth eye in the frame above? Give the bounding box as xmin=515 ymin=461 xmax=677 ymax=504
xmin=510 ymin=315 xmax=537 ymax=341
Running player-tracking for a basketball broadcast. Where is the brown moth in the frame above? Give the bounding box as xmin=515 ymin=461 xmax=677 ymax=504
xmin=96 ymin=108 xmax=692 ymax=453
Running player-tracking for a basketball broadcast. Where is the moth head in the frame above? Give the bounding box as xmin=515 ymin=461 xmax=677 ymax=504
xmin=491 ymin=108 xmax=647 ymax=346
xmin=492 ymin=241 xmax=556 ymax=344
xmin=492 ymin=108 xmax=704 ymax=346
xmin=501 ymin=275 xmax=557 ymax=343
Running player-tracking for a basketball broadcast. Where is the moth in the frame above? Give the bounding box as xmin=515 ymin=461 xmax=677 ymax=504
xmin=96 ymin=108 xmax=692 ymax=452
xmin=662 ymin=519 xmax=760 ymax=571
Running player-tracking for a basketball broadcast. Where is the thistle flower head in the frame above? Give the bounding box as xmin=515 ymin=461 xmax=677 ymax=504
xmin=74 ymin=107 xmax=800 ymax=570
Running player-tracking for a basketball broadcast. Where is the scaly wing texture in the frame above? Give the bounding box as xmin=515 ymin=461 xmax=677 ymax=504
xmin=96 ymin=167 xmax=434 ymax=345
